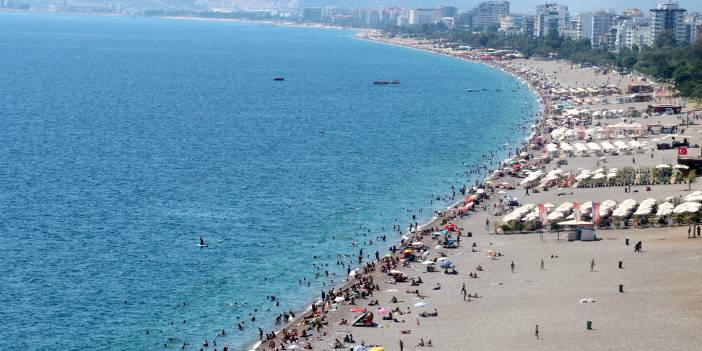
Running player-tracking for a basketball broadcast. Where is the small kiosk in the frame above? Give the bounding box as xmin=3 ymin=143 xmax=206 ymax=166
xmin=557 ymin=220 xmax=596 ymax=241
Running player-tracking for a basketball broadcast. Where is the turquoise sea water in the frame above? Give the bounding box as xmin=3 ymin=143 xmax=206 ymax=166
xmin=0 ymin=12 xmax=537 ymax=350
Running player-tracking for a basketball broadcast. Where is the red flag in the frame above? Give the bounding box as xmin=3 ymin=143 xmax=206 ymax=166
xmin=538 ymin=203 xmax=548 ymax=226
xmin=573 ymin=202 xmax=581 ymax=221
xmin=678 ymin=147 xmax=688 ymax=156
xmin=592 ymin=202 xmax=600 ymax=225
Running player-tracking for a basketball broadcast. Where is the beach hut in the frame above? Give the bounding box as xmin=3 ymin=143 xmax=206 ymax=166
xmin=557 ymin=220 xmax=596 ymax=241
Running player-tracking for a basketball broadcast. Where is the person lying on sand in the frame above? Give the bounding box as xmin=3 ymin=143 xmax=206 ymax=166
xmin=400 ymin=329 xmax=412 ymax=334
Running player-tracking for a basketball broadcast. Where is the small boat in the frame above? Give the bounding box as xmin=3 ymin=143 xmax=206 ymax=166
xmin=273 ymin=77 xmax=285 ymax=81
xmin=373 ymin=80 xmax=390 ymax=85
xmin=466 ymin=88 xmax=479 ymax=92
xmin=391 ymin=80 xmax=400 ymax=84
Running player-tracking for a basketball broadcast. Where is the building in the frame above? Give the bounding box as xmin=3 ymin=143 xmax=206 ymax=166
xmin=409 ymin=8 xmax=435 ymax=25
xmin=535 ymin=3 xmax=569 ymax=37
xmin=500 ymin=14 xmax=535 ymax=37
xmin=650 ymin=1 xmax=688 ymax=44
xmin=578 ymin=10 xmax=615 ymax=48
xmin=471 ymin=1 xmax=510 ymax=29
xmin=301 ymin=7 xmax=322 ymax=22
xmin=436 ymin=6 xmax=458 ymax=19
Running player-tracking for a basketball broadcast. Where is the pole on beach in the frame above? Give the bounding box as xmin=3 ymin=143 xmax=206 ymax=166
xmin=618 ymin=261 xmax=623 ymax=269
xmin=619 ymin=284 xmax=624 ymax=293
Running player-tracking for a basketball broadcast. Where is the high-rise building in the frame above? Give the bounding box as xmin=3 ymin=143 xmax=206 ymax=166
xmin=535 ymin=3 xmax=569 ymax=37
xmin=436 ymin=6 xmax=458 ymax=19
xmin=409 ymin=8 xmax=436 ymax=25
xmin=471 ymin=1 xmax=510 ymax=29
xmin=578 ymin=10 xmax=615 ymax=48
xmin=650 ymin=1 xmax=688 ymax=44
xmin=301 ymin=7 xmax=322 ymax=23
xmin=499 ymin=14 xmax=534 ymax=37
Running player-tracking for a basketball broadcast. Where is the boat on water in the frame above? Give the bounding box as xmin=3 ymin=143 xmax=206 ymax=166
xmin=273 ymin=77 xmax=285 ymax=81
xmin=466 ymin=88 xmax=479 ymax=92
xmin=373 ymin=80 xmax=390 ymax=85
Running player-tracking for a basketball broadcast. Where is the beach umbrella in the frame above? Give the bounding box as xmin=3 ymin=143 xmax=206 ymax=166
xmin=389 ymin=269 xmax=404 ymax=275
xmin=287 ymin=344 xmax=300 ymax=350
xmin=413 ymin=301 xmax=428 ymax=307
xmin=353 ymin=346 xmax=369 ymax=351
xmin=368 ymin=347 xmax=384 ymax=351
xmin=685 ymin=194 xmax=702 ymax=202
xmin=673 ymin=164 xmax=689 ymax=170
xmin=434 ymin=245 xmax=443 ymax=250
xmin=349 ymin=270 xmax=357 ymax=277
xmin=422 ymin=260 xmax=435 ymax=265
xmin=655 ymin=164 xmax=671 ymax=169
xmin=592 ymin=173 xmax=605 ymax=180
xmin=436 ymin=257 xmax=449 ymax=261
xmin=334 ymin=296 xmax=345 ymax=303
xmin=673 ymin=202 xmax=701 ymax=214
xmin=497 ymin=190 xmax=507 ymax=194
xmin=656 ymin=202 xmax=674 ymax=216
xmin=411 ymin=241 xmax=424 ymax=246
xmin=440 ymin=260 xmax=453 ymax=269
xmin=350 ymin=307 xmax=366 ymax=313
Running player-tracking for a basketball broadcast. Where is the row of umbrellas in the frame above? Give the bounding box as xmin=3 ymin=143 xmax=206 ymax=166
xmin=503 ymin=196 xmax=702 ymax=224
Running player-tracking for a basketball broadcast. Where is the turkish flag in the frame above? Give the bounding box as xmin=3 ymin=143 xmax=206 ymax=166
xmin=678 ymin=147 xmax=688 ymax=155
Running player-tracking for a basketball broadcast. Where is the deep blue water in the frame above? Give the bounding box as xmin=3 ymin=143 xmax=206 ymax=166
xmin=0 ymin=12 xmax=536 ymax=350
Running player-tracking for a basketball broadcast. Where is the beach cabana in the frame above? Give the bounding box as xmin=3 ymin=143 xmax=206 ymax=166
xmin=557 ymin=220 xmax=596 ymax=241
xmin=656 ymin=202 xmax=675 ymax=216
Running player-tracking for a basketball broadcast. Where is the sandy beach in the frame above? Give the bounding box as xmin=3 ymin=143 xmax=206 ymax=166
xmin=251 ymin=33 xmax=702 ymax=351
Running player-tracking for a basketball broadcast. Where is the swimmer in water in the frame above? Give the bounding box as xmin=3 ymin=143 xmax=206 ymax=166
xmin=199 ymin=236 xmax=206 ymax=247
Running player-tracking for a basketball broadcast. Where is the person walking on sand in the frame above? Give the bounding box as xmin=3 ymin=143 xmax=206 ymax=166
xmin=590 ymin=259 xmax=595 ymax=272
xmin=399 ymin=339 xmax=404 ymax=351
xmin=510 ymin=261 xmax=515 ymax=273
xmin=535 ymin=324 xmax=539 ymax=339
xmin=634 ymin=241 xmax=642 ymax=253
xmin=540 ymin=259 xmax=545 ymax=271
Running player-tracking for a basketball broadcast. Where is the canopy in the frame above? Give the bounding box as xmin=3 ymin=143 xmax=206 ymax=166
xmin=557 ymin=220 xmax=593 ymax=226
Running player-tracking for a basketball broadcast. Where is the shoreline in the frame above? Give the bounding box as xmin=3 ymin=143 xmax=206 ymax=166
xmin=254 ymin=30 xmax=702 ymax=351
xmin=250 ymin=31 xmax=545 ymax=351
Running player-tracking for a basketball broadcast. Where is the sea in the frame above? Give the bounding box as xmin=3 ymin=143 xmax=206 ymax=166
xmin=0 ymin=12 xmax=537 ymax=351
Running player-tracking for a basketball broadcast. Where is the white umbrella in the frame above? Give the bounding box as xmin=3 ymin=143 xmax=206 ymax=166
xmin=674 ymin=202 xmax=702 ymax=214
xmin=656 ymin=202 xmax=674 ymax=216
xmin=673 ymin=164 xmax=689 ymax=170
xmin=655 ymin=164 xmax=671 ymax=169
xmin=413 ymin=301 xmax=428 ymax=307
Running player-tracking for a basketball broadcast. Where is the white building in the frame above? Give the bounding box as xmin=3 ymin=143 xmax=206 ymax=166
xmin=409 ymin=8 xmax=436 ymax=25
xmin=578 ymin=10 xmax=615 ymax=48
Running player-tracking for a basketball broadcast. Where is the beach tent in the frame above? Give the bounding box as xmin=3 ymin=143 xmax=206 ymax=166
xmin=656 ymin=202 xmax=674 ymax=216
xmin=557 ymin=220 xmax=594 ymax=226
xmin=673 ymin=202 xmax=701 ymax=214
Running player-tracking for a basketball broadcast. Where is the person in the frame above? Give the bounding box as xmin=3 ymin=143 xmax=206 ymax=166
xmin=199 ymin=236 xmax=206 ymax=247
xmin=510 ymin=261 xmax=515 ymax=273
xmin=697 ymin=226 xmax=701 ymax=238
xmin=540 ymin=259 xmax=545 ymax=271
xmin=688 ymin=225 xmax=692 ymax=238
xmin=590 ymin=259 xmax=595 ymax=272
xmin=634 ymin=241 xmax=642 ymax=253
xmin=535 ymin=324 xmax=539 ymax=339
xmin=399 ymin=339 xmax=404 ymax=351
